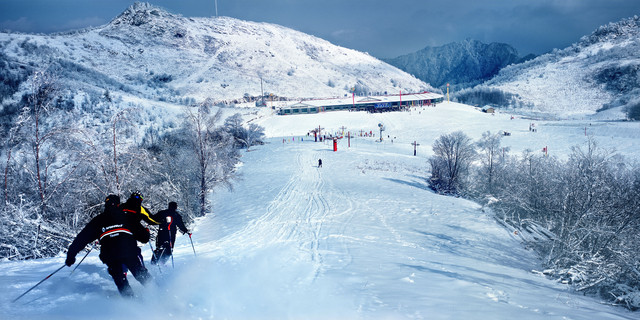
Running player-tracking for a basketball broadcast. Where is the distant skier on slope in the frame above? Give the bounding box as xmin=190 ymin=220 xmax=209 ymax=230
xmin=65 ymin=195 xmax=152 ymax=297
xmin=318 ymin=159 xmax=322 ymax=168
xmin=151 ymin=201 xmax=190 ymax=265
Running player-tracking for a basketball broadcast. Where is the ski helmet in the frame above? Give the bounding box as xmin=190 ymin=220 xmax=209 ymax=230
xmin=130 ymin=191 xmax=144 ymax=201
xmin=105 ymin=194 xmax=120 ymax=206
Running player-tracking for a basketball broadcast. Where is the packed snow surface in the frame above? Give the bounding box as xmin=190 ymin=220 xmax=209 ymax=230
xmin=1 ymin=102 xmax=638 ymax=319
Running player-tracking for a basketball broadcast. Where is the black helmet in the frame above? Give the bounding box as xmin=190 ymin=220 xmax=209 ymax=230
xmin=130 ymin=191 xmax=144 ymax=201
xmin=105 ymin=194 xmax=120 ymax=206
xmin=169 ymin=201 xmax=177 ymax=210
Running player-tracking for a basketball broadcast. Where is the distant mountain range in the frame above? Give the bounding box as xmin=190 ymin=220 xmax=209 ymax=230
xmin=463 ymin=15 xmax=640 ymax=119
xmin=384 ymin=15 xmax=640 ymax=120
xmin=383 ymin=39 xmax=535 ymax=90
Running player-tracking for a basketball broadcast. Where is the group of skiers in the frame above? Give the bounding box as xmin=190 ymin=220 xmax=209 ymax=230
xmin=65 ymin=191 xmax=190 ymax=297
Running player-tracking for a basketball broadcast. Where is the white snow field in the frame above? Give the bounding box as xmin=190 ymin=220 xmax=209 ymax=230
xmin=1 ymin=102 xmax=638 ymax=319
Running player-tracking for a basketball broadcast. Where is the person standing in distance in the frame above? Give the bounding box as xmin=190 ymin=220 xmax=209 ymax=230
xmin=151 ymin=201 xmax=190 ymax=265
xmin=65 ymin=195 xmax=152 ymax=297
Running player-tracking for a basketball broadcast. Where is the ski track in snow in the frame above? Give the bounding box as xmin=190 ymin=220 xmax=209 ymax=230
xmin=211 ymin=146 xmax=333 ymax=285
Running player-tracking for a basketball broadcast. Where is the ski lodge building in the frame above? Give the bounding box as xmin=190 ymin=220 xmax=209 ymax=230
xmin=276 ymin=92 xmax=444 ymax=115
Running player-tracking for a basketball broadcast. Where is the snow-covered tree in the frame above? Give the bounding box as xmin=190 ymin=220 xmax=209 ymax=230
xmin=475 ymin=131 xmax=509 ymax=194
xmin=223 ymin=113 xmax=246 ymax=148
xmin=244 ymin=123 xmax=265 ymax=151
xmin=0 ymin=69 xmax=95 ymax=259
xmin=428 ymin=131 xmax=476 ymax=194
xmin=183 ymin=103 xmax=240 ymax=217
xmin=479 ymin=139 xmax=640 ymax=309
xmin=223 ymin=113 xmax=265 ymax=151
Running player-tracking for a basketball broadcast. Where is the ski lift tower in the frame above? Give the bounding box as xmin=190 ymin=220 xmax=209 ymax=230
xmin=340 ymin=126 xmax=347 ymax=136
xmin=314 ymin=125 xmax=324 ymax=142
xmin=378 ymin=123 xmax=385 ymax=142
xmin=411 ymin=141 xmax=420 ymax=156
xmin=447 ymin=83 xmax=450 ymax=102
xmin=351 ymin=87 xmax=356 ymax=108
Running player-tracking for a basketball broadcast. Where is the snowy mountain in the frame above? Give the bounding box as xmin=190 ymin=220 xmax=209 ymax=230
xmin=467 ymin=15 xmax=640 ymax=119
xmin=0 ymin=2 xmax=432 ymax=109
xmin=383 ymin=39 xmax=532 ymax=90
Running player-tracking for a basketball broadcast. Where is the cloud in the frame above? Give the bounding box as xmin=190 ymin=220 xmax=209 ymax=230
xmin=60 ymin=17 xmax=108 ymax=31
xmin=0 ymin=17 xmax=34 ymax=32
xmin=331 ymin=29 xmax=356 ymax=40
xmin=2 ymin=0 xmax=640 ymax=57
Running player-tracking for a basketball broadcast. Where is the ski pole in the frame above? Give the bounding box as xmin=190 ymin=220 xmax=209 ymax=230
xmin=148 ymin=242 xmax=162 ymax=273
xmin=157 ymin=245 xmax=167 ymax=262
xmin=149 ymin=242 xmax=156 ymax=261
xmin=188 ymin=233 xmax=196 ymax=257
xmin=168 ymin=231 xmax=174 ymax=269
xmin=70 ymin=246 xmax=93 ymax=276
xmin=12 ymin=264 xmax=65 ymax=303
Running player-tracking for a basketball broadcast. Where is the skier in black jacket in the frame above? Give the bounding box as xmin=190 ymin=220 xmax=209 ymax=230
xmin=65 ymin=194 xmax=152 ymax=297
xmin=151 ymin=201 xmax=190 ymax=265
xmin=121 ymin=191 xmax=160 ymax=226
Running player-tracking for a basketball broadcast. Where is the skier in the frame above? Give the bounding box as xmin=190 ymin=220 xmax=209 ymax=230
xmin=318 ymin=159 xmax=322 ymax=168
xmin=122 ymin=191 xmax=159 ymax=226
xmin=65 ymin=195 xmax=152 ymax=297
xmin=151 ymin=201 xmax=190 ymax=265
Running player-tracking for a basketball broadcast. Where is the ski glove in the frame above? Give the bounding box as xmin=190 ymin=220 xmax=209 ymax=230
xmin=65 ymin=255 xmax=76 ymax=267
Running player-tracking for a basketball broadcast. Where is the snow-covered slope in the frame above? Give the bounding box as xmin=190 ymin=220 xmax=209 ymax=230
xmin=1 ymin=102 xmax=638 ymax=319
xmin=478 ymin=15 xmax=640 ymax=119
xmin=0 ymin=2 xmax=431 ymax=106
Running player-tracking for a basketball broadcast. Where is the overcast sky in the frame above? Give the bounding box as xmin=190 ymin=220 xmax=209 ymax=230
xmin=2 ymin=0 xmax=639 ymax=58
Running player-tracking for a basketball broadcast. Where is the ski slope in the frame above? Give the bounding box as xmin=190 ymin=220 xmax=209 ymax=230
xmin=1 ymin=102 xmax=638 ymax=319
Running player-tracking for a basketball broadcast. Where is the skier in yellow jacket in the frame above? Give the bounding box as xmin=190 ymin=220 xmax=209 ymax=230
xmin=121 ymin=191 xmax=159 ymax=226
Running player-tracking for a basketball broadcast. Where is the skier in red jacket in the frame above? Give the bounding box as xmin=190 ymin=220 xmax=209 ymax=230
xmin=151 ymin=201 xmax=190 ymax=265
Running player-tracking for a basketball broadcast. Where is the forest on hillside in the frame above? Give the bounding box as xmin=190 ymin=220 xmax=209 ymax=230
xmin=428 ymin=131 xmax=640 ymax=310
xmin=0 ymin=68 xmax=264 ymax=261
